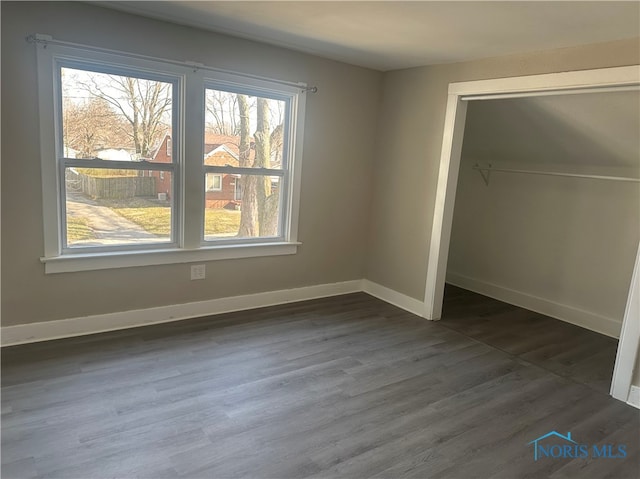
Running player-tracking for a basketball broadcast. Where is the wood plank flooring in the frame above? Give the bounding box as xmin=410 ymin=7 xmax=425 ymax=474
xmin=441 ymin=285 xmax=620 ymax=394
xmin=2 ymin=290 xmax=638 ymax=478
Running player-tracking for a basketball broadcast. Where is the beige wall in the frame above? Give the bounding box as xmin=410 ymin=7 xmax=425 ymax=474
xmin=0 ymin=2 xmax=382 ymax=326
xmin=461 ymin=91 xmax=640 ymax=169
xmin=3 ymin=2 xmax=640 ymax=329
xmin=366 ymin=37 xmax=640 ymax=301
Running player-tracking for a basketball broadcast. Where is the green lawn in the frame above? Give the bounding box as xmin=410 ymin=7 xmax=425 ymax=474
xmin=111 ymin=206 xmax=171 ymax=235
xmin=103 ymin=198 xmax=240 ymax=236
xmin=67 ymin=217 xmax=96 ymax=242
xmin=204 ymin=208 xmax=241 ymax=235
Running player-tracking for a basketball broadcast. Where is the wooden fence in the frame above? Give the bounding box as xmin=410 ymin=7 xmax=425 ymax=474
xmin=205 ymin=199 xmax=241 ymax=209
xmin=66 ymin=169 xmax=157 ymax=199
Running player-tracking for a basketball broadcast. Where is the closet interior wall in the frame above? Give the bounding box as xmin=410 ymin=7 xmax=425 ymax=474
xmin=446 ymin=90 xmax=640 ymax=338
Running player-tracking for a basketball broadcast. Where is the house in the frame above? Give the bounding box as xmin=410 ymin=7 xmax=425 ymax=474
xmin=95 ymin=148 xmax=134 ymax=162
xmin=147 ymin=133 xmax=173 ymax=199
xmin=63 ymin=145 xmax=78 ymax=158
xmin=148 ymin=133 xmax=245 ymax=207
xmin=203 ymin=143 xmax=242 ymax=209
xmin=2 ymin=2 xmax=639 ymax=479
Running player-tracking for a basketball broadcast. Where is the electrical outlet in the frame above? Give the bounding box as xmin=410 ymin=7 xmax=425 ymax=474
xmin=191 ymin=264 xmax=206 ymax=280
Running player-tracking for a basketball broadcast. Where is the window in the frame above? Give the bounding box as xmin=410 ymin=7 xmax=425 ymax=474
xmin=203 ymin=87 xmax=288 ymax=241
xmin=36 ymin=39 xmax=306 ymax=272
xmin=59 ymin=65 xmax=177 ymax=250
xmin=206 ymin=174 xmax=222 ymax=191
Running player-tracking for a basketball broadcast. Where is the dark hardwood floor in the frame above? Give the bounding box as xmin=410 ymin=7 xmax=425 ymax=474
xmin=441 ymin=285 xmax=620 ymax=395
xmin=2 ymin=289 xmax=638 ymax=478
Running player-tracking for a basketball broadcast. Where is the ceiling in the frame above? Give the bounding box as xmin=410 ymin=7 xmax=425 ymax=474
xmin=462 ymin=90 xmax=640 ymax=170
xmin=96 ymin=2 xmax=639 ymax=71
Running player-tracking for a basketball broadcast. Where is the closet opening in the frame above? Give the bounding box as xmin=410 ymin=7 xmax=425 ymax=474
xmin=422 ymin=66 xmax=640 ymax=404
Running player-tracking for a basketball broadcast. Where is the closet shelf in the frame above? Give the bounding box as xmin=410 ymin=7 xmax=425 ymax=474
xmin=473 ymin=163 xmax=640 ymax=186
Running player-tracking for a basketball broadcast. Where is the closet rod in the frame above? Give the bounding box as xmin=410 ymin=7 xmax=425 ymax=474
xmin=472 ymin=164 xmax=640 ymax=186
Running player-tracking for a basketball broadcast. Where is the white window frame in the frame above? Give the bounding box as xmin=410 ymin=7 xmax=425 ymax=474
xmin=202 ymin=79 xmax=298 ymax=245
xmin=206 ymin=174 xmax=223 ymax=192
xmin=36 ymin=40 xmax=305 ymax=273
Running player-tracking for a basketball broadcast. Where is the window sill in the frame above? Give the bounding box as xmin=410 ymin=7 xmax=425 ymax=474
xmin=40 ymin=242 xmax=301 ymax=274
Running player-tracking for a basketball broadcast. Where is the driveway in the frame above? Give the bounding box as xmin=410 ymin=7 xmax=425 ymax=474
xmin=66 ymin=192 xmax=165 ymax=246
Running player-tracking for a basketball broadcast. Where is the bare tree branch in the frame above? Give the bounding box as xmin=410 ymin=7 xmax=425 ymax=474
xmin=69 ymin=71 xmax=172 ymax=157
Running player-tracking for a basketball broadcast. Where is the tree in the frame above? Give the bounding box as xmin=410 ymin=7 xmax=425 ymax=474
xmin=255 ymin=98 xmax=279 ymax=236
xmin=63 ymin=97 xmax=130 ymax=157
xmin=235 ymin=96 xmax=284 ymax=237
xmin=72 ymin=72 xmax=172 ymax=157
xmin=205 ymin=90 xmax=239 ymax=135
xmin=270 ymin=122 xmax=284 ymax=167
xmin=236 ymin=94 xmax=259 ymax=237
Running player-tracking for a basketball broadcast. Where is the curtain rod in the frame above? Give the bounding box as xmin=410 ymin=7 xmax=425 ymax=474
xmin=473 ymin=164 xmax=640 ymax=186
xmin=26 ymin=34 xmax=318 ymax=93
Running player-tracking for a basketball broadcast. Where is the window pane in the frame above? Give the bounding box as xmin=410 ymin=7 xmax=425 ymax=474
xmin=204 ymin=89 xmax=285 ymax=170
xmin=206 ymin=173 xmax=222 ymax=191
xmin=61 ymin=67 xmax=172 ymax=161
xmin=65 ymin=167 xmax=173 ymax=247
xmin=204 ymin=174 xmax=281 ymax=241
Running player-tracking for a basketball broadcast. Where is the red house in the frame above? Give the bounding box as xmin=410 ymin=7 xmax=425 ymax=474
xmin=203 ymin=143 xmax=242 ymax=209
xmin=149 ymin=133 xmax=243 ymax=209
xmin=148 ymin=134 xmax=173 ymax=199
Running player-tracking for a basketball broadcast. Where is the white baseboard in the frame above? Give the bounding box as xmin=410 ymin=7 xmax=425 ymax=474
xmin=1 ymin=279 xmax=427 ymax=347
xmin=1 ymin=280 xmax=363 ymax=347
xmin=361 ymin=280 xmax=425 ymax=317
xmin=446 ymin=272 xmax=621 ymax=338
xmin=17 ymin=274 xmax=611 ymax=347
xmin=627 ymin=386 xmax=640 ymax=409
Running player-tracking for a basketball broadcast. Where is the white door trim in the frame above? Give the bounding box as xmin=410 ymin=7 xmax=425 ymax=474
xmin=611 ymin=243 xmax=640 ymax=404
xmin=423 ymin=94 xmax=467 ymax=318
xmin=423 ymin=65 xmax=640 ymax=402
